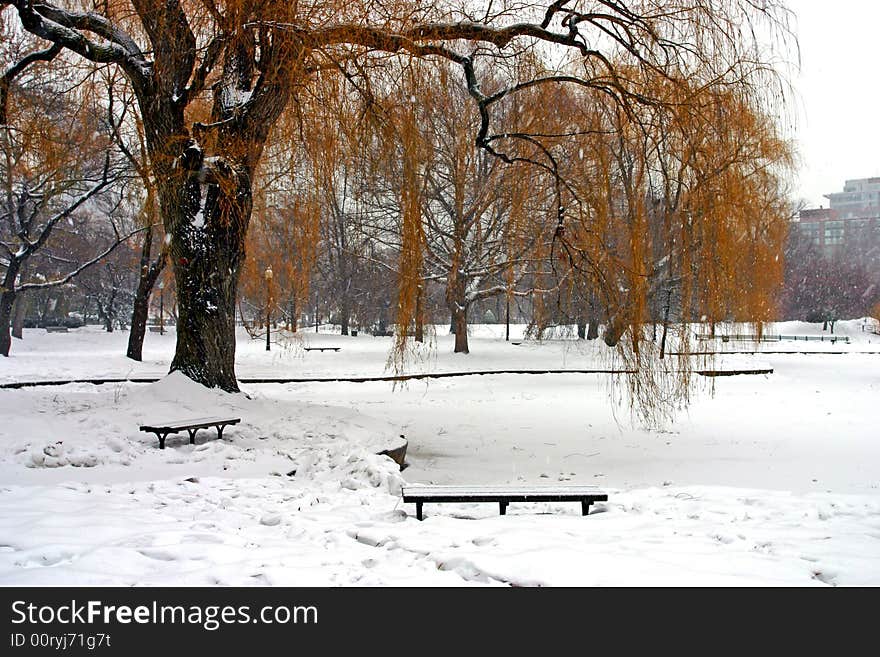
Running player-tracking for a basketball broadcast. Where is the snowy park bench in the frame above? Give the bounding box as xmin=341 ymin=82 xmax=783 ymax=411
xmin=304 ymin=347 xmax=341 ymax=352
xmin=139 ymin=417 xmax=241 ymax=449
xmin=401 ymin=484 xmax=608 ymax=521
xmin=45 ymin=326 xmax=68 ymax=333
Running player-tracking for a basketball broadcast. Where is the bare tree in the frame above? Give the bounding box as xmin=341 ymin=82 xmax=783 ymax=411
xmin=1 ymin=41 xmax=140 ymax=355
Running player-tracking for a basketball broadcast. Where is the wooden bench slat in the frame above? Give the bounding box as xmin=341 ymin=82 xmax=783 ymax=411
xmin=139 ymin=417 xmax=240 ymax=431
xmin=139 ymin=417 xmax=241 ymax=449
xmin=405 ymin=493 xmax=608 ymax=502
xmin=402 ymin=485 xmax=605 ymax=497
xmin=401 ymin=484 xmax=609 ymax=520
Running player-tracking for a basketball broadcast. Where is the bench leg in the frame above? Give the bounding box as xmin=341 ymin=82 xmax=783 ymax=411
xmin=500 ymin=501 xmax=508 ymax=516
xmin=416 ymin=502 xmax=423 ymax=521
xmin=187 ymin=428 xmax=198 ymax=445
xmin=217 ymin=424 xmax=227 ymax=441
xmin=157 ymin=432 xmax=168 ymax=450
xmin=582 ymin=501 xmax=591 ymax=516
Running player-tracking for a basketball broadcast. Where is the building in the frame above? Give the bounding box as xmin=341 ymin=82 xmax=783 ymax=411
xmin=824 ymin=177 xmax=880 ymax=219
xmin=784 ymin=179 xmax=880 ymax=322
xmin=793 ymin=178 xmax=880 ymax=258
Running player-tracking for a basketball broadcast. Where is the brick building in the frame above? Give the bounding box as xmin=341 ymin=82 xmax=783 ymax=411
xmin=793 ymin=178 xmax=880 ymax=259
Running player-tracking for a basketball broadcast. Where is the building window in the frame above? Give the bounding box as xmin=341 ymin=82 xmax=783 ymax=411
xmin=797 ymin=222 xmax=821 ymax=246
xmin=824 ymin=221 xmax=844 ymax=245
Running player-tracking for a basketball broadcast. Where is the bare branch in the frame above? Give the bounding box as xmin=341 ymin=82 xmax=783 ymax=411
xmin=18 ymin=225 xmax=148 ymax=291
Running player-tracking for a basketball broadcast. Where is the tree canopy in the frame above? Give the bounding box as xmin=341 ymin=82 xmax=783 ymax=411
xmin=1 ymin=1 xmax=796 ymax=417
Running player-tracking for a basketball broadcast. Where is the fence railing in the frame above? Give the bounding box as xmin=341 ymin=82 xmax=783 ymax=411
xmin=695 ymin=334 xmax=850 ymax=344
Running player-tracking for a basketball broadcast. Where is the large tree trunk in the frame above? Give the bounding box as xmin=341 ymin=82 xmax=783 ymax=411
xmin=131 ymin=28 xmax=299 ymax=390
xmin=169 ymin=246 xmax=242 ymax=391
xmin=161 ymin=150 xmax=252 ymax=392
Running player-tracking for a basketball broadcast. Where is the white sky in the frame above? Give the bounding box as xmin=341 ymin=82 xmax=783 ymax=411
xmin=791 ymin=1 xmax=880 ymax=207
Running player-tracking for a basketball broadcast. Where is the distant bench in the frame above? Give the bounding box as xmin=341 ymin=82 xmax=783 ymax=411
xmin=139 ymin=416 xmax=241 ymax=449
xmin=401 ymin=484 xmax=608 ymax=520
xmin=148 ymin=326 xmax=164 ymax=333
xmin=304 ymin=347 xmax=341 ymax=352
xmin=45 ymin=326 xmax=68 ymax=333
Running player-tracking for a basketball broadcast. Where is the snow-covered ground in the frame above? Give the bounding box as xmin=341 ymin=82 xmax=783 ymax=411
xmin=1 ymin=320 xmax=878 ymax=585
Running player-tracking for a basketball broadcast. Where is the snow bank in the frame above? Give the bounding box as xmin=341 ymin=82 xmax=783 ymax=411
xmin=0 ymin=372 xmax=406 ymax=487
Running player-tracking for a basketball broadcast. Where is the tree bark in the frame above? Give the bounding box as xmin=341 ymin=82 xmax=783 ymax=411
xmin=290 ymin=297 xmax=297 ymax=332
xmin=415 ymin=286 xmax=424 ymax=343
xmin=0 ymin=290 xmax=15 ymax=357
xmin=127 ymin=228 xmax=166 ymax=361
xmin=446 ymin=268 xmax=468 ymax=352
xmin=603 ymin=314 xmax=627 ymax=347
xmin=162 ymin=153 xmax=252 ymax=392
xmin=659 ymin=289 xmax=673 ymax=359
xmin=340 ymin=299 xmax=350 ymax=336
xmin=127 ymin=280 xmax=152 ymax=359
xmin=1 ymin=262 xmax=21 ymax=356
xmin=586 ymin=315 xmax=599 ymax=340
xmin=11 ymin=291 xmax=25 ymax=339
xmin=96 ymin=290 xmax=116 ymax=332
xmin=451 ymin=305 xmax=469 ymax=353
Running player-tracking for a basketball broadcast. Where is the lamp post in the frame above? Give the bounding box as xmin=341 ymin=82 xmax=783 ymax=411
xmin=265 ymin=265 xmax=273 ymax=351
xmin=158 ymin=281 xmax=165 ymax=335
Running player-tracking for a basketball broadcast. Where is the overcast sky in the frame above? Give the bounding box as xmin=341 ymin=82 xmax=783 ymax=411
xmin=792 ymin=1 xmax=880 ymax=207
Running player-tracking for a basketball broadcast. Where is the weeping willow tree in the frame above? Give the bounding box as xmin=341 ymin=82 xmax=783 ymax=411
xmin=336 ymin=59 xmax=557 ymax=355
xmin=2 ymin=0 xmax=795 ymax=406
xmin=531 ymin=68 xmax=793 ymax=420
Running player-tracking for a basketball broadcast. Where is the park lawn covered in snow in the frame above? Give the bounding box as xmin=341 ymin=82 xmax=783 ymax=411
xmin=0 ymin=319 xmax=879 ymax=585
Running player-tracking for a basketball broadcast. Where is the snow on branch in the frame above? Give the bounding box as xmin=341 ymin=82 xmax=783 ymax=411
xmin=18 ymin=225 xmax=148 ymax=292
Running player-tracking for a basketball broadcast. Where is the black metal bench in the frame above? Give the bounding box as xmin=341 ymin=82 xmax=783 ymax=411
xmin=45 ymin=326 xmax=69 ymax=333
xmin=304 ymin=347 xmax=341 ymax=352
xmin=139 ymin=417 xmax=241 ymax=449
xmin=401 ymin=485 xmax=608 ymax=520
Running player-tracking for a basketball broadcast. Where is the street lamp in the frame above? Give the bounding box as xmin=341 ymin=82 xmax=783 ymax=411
xmin=158 ymin=281 xmax=165 ymax=335
xmin=265 ymin=265 xmax=273 ymax=351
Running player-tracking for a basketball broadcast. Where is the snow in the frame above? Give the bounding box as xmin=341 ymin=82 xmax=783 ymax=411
xmin=0 ymin=320 xmax=879 ymax=585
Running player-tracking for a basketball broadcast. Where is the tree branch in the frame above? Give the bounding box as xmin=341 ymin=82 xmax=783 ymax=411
xmin=18 ymin=226 xmax=148 ymax=292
